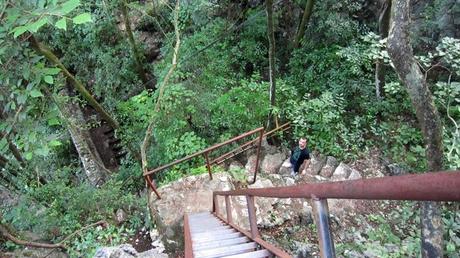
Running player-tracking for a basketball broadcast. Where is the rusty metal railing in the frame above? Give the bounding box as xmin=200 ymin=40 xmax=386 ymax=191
xmin=144 ymin=123 xmax=291 ymax=199
xmin=212 ymin=170 xmax=460 ymax=257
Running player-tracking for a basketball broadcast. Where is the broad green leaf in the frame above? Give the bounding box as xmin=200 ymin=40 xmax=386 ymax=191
xmin=49 ymin=140 xmax=62 ymax=147
xmin=60 ymin=0 xmax=80 ymax=15
xmin=25 ymin=152 xmax=33 ymax=160
xmin=17 ymin=94 xmax=27 ymax=104
xmin=30 ymin=89 xmax=44 ymax=98
xmin=47 ymin=117 xmax=60 ymax=126
xmin=28 ymin=17 xmax=48 ymax=33
xmin=44 ymin=67 xmax=61 ymax=75
xmin=12 ymin=25 xmax=28 ymax=38
xmin=55 ymin=18 xmax=67 ymax=30
xmin=72 ymin=13 xmax=92 ymax=24
xmin=44 ymin=75 xmax=53 ymax=84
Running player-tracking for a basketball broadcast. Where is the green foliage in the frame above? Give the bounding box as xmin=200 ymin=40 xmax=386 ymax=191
xmin=7 ymin=0 xmax=92 ymax=38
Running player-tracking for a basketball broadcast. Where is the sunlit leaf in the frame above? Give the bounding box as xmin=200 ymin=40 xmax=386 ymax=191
xmin=30 ymin=89 xmax=44 ymax=98
xmin=72 ymin=13 xmax=92 ymax=24
xmin=55 ymin=18 xmax=67 ymax=30
xmin=60 ymin=0 xmax=80 ymax=15
xmin=44 ymin=75 xmax=53 ymax=84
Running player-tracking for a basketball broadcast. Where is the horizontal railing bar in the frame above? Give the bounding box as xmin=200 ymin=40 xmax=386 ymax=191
xmin=144 ymin=127 xmax=264 ymax=176
xmin=210 ymin=122 xmax=291 ymax=165
xmin=214 ymin=171 xmax=460 ymax=201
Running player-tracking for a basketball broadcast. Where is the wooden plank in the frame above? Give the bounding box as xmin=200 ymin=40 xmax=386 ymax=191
xmin=192 ymin=228 xmax=236 ymax=239
xmin=193 ymin=237 xmax=249 ymax=251
xmin=194 ymin=242 xmax=257 ymax=258
xmin=191 ymin=225 xmax=231 ymax=233
xmin=192 ymin=232 xmax=242 ymax=243
xmin=221 ymin=249 xmax=272 ymax=258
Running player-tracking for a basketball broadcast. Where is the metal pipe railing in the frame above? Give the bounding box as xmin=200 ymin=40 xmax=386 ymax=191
xmin=213 ymin=170 xmax=460 ymax=257
xmin=144 ymin=123 xmax=291 ymax=199
xmin=183 ymin=214 xmax=193 ymax=258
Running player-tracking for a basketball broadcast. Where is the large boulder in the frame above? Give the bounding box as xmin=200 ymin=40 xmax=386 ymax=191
xmin=8 ymin=248 xmax=67 ymax=258
xmin=94 ymin=244 xmax=168 ymax=258
xmin=330 ymin=163 xmax=352 ymax=181
xmin=245 ymin=154 xmax=258 ymax=177
xmin=278 ymin=158 xmax=292 ymax=176
xmin=148 ymin=173 xmax=233 ymax=252
xmin=261 ymin=153 xmax=286 ymax=174
xmin=304 ymin=152 xmax=326 ymax=175
xmin=319 ymin=156 xmax=339 ymax=178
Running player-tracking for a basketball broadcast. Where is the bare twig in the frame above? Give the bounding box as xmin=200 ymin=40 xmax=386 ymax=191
xmin=0 ymin=220 xmax=107 ymax=250
xmin=141 ymin=0 xmax=181 ymax=177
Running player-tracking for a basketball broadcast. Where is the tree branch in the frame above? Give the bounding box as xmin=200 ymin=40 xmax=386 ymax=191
xmin=141 ymin=0 xmax=180 ymax=197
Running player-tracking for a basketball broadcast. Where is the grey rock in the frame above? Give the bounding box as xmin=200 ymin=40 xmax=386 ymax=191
xmin=115 ymin=209 xmax=128 ymax=224
xmin=278 ymin=158 xmax=292 ymax=176
xmin=319 ymin=156 xmax=339 ymax=178
xmin=305 ymin=152 xmax=326 ymax=175
xmin=261 ymin=138 xmax=278 ymax=154
xmin=293 ymin=241 xmax=314 ymax=258
xmin=348 ymin=169 xmax=362 ymax=180
xmin=94 ymin=244 xmax=168 ymax=258
xmin=385 ymin=163 xmax=407 ymax=176
xmin=10 ymin=248 xmax=67 ymax=258
xmin=229 ymin=161 xmax=244 ymax=171
xmin=261 ymin=153 xmax=285 ymax=174
xmin=331 ymin=163 xmax=352 ymax=181
xmin=245 ymin=154 xmax=258 ymax=176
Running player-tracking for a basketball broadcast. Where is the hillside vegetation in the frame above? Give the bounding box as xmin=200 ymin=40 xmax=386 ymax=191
xmin=0 ymin=0 xmax=459 ymax=257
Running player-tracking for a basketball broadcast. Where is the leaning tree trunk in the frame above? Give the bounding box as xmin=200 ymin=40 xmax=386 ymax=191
xmin=387 ymin=0 xmax=444 ymax=257
xmin=266 ymin=0 xmax=276 ymax=129
xmin=375 ymin=0 xmax=391 ymax=100
xmin=27 ymin=34 xmax=119 ymax=129
xmin=293 ymin=0 xmax=315 ymax=49
xmin=56 ymin=89 xmax=108 ymax=186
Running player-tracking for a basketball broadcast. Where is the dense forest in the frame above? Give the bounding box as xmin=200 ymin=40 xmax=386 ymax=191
xmin=0 ymin=0 xmax=459 ymax=257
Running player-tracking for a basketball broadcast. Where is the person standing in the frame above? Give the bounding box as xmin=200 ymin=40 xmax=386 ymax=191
xmin=290 ymin=137 xmax=311 ymax=176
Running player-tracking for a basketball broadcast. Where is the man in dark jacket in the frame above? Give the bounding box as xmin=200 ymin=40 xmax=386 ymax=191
xmin=290 ymin=137 xmax=311 ymax=176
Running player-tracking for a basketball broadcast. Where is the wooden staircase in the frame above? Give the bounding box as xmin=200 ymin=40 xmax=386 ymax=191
xmin=186 ymin=212 xmax=274 ymax=258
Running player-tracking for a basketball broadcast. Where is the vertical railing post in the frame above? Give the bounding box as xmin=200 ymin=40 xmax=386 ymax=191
xmin=252 ymin=129 xmax=264 ymax=183
xmin=145 ymin=175 xmax=161 ymax=199
xmin=312 ymin=198 xmax=336 ymax=258
xmin=213 ymin=193 xmax=219 ymax=214
xmin=246 ymin=195 xmax=260 ymax=238
xmin=204 ymin=151 xmax=213 ymax=180
xmin=225 ymin=195 xmax=232 ymax=223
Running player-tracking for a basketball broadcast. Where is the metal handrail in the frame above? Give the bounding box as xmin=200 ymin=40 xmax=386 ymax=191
xmin=144 ymin=127 xmax=265 ymax=199
xmin=145 ymin=123 xmax=292 ymax=199
xmin=213 ymin=170 xmax=460 ymax=257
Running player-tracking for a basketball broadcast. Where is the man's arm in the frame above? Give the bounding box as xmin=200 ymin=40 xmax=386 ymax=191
xmin=299 ymin=159 xmax=311 ymax=175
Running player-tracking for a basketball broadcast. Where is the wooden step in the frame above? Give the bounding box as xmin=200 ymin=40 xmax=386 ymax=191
xmin=192 ymin=229 xmax=237 ymax=240
xmin=191 ymin=225 xmax=231 ymax=233
xmin=193 ymin=232 xmax=242 ymax=243
xmin=194 ymin=242 xmax=258 ymax=258
xmin=221 ymin=249 xmax=272 ymax=258
xmin=193 ymin=237 xmax=250 ymax=251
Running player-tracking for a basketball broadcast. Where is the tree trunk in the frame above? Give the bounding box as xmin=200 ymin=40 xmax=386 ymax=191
xmin=387 ymin=0 xmax=444 ymax=257
xmin=121 ymin=1 xmax=155 ymax=89
xmin=375 ymin=0 xmax=391 ymax=100
xmin=293 ymin=0 xmax=315 ymax=49
xmin=55 ymin=89 xmax=108 ymax=186
xmin=0 ymin=132 xmax=26 ymax=167
xmin=27 ymin=35 xmax=119 ymax=129
xmin=266 ymin=0 xmax=276 ymax=129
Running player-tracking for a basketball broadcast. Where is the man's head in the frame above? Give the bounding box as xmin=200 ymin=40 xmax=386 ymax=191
xmin=298 ymin=138 xmax=307 ymax=149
